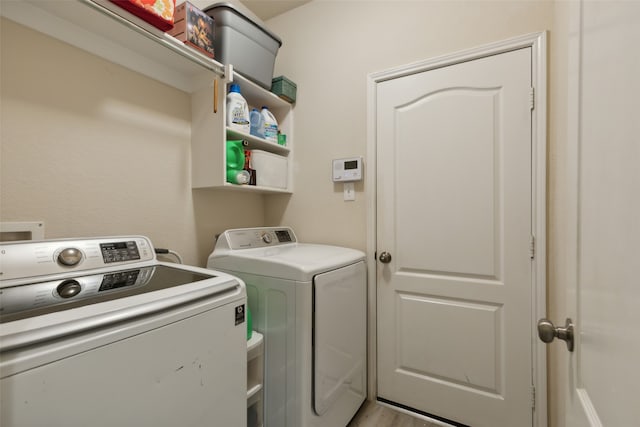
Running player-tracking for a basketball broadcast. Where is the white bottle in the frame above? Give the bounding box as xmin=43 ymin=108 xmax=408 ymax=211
xmin=260 ymin=106 xmax=278 ymax=143
xmin=226 ymin=84 xmax=250 ymax=133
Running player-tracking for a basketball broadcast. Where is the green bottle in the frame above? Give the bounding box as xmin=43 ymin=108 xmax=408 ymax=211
xmin=246 ymin=305 xmax=252 ymax=340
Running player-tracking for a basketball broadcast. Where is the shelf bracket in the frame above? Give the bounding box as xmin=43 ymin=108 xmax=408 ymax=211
xmin=225 ymin=63 xmax=234 ymax=84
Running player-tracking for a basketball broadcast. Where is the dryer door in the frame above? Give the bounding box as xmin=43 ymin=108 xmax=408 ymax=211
xmin=313 ymin=260 xmax=367 ymax=416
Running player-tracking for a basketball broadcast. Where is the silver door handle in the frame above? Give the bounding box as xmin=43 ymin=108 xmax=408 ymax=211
xmin=378 ymin=252 xmax=392 ymax=263
xmin=537 ymin=318 xmax=574 ymax=352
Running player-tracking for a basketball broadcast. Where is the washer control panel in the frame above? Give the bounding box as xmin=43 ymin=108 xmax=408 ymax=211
xmin=0 ymin=236 xmax=154 ymax=283
xmin=222 ymin=227 xmax=297 ymax=250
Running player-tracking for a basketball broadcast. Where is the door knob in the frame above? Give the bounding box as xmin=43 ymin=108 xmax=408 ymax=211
xmin=378 ymin=252 xmax=392 ymax=263
xmin=537 ymin=318 xmax=574 ymax=352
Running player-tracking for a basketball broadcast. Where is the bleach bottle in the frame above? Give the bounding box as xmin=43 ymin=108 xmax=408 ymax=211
xmin=249 ymin=108 xmax=264 ymax=138
xmin=260 ymin=106 xmax=278 ymax=143
xmin=226 ymin=84 xmax=250 ymax=133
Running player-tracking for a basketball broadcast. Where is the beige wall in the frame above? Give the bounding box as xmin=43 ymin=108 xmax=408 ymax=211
xmin=264 ymin=0 xmax=555 ymax=251
xmin=0 ymin=18 xmax=265 ymax=267
xmin=265 ymin=1 xmax=566 ymax=425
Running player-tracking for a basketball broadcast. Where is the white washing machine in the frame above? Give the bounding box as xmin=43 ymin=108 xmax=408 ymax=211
xmin=1 ymin=236 xmax=247 ymax=427
xmin=208 ymin=227 xmax=367 ymax=427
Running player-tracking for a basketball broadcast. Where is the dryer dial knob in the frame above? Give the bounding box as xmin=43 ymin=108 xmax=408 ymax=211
xmin=57 ymin=248 xmax=83 ymax=266
xmin=262 ymin=233 xmax=272 ymax=244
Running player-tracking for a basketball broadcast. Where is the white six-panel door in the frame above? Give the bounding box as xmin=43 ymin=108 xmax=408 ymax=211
xmin=376 ymin=47 xmax=534 ymax=427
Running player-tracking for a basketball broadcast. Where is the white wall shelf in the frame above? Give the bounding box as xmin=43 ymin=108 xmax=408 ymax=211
xmin=226 ymin=129 xmax=290 ymax=156
xmin=247 ymin=332 xmax=264 ymax=427
xmin=192 ymin=72 xmax=294 ymax=194
xmin=0 ymin=0 xmax=225 ymax=93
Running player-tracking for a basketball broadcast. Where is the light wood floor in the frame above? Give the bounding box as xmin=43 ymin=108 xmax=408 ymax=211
xmin=347 ymin=400 xmax=441 ymax=427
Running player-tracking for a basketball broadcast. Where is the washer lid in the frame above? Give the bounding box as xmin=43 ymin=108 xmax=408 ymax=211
xmin=0 ymin=263 xmax=243 ymax=352
xmin=0 ymin=265 xmax=218 ymax=324
xmin=208 ymin=243 xmax=365 ymax=281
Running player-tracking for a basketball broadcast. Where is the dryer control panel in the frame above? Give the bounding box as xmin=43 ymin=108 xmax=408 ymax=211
xmin=218 ymin=227 xmax=298 ymax=250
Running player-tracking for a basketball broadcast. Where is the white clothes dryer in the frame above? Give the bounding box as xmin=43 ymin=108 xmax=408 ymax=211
xmin=208 ymin=227 xmax=367 ymax=427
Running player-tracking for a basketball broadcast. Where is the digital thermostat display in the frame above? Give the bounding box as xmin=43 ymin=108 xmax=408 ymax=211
xmin=332 ymin=157 xmax=363 ymax=182
xmin=344 ymin=160 xmax=358 ymax=170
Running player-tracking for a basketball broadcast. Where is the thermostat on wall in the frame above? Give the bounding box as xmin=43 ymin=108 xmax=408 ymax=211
xmin=332 ymin=157 xmax=363 ymax=182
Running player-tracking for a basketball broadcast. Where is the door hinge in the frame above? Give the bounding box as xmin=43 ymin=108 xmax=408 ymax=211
xmin=530 ymin=235 xmax=536 ymax=260
xmin=531 ymin=385 xmax=536 ymax=410
xmin=529 ymin=87 xmax=535 ymax=111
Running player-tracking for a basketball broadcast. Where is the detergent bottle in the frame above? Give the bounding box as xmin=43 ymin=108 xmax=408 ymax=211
xmin=226 ymin=84 xmax=250 ymax=133
xmin=260 ymin=106 xmax=278 ymax=143
xmin=226 ymin=140 xmax=250 ymax=184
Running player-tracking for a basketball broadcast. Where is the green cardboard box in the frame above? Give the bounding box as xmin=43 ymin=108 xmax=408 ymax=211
xmin=271 ymin=76 xmax=297 ymax=103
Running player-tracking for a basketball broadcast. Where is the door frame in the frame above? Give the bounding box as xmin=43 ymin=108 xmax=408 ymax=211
xmin=366 ymin=32 xmax=548 ymax=427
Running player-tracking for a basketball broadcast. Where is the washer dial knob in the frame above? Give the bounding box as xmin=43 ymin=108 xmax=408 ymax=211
xmin=57 ymin=280 xmax=81 ymax=298
xmin=57 ymin=248 xmax=83 ymax=266
xmin=262 ymin=233 xmax=272 ymax=244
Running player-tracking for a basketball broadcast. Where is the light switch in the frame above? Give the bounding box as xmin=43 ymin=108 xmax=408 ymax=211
xmin=343 ymin=182 xmax=355 ymax=201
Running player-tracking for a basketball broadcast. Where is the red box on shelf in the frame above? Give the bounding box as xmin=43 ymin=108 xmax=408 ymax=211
xmin=168 ymin=2 xmax=215 ymax=58
xmin=109 ymin=0 xmax=176 ymax=31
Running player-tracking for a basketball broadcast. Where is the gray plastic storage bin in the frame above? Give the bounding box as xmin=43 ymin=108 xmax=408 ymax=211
xmin=204 ymin=2 xmax=282 ymax=89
